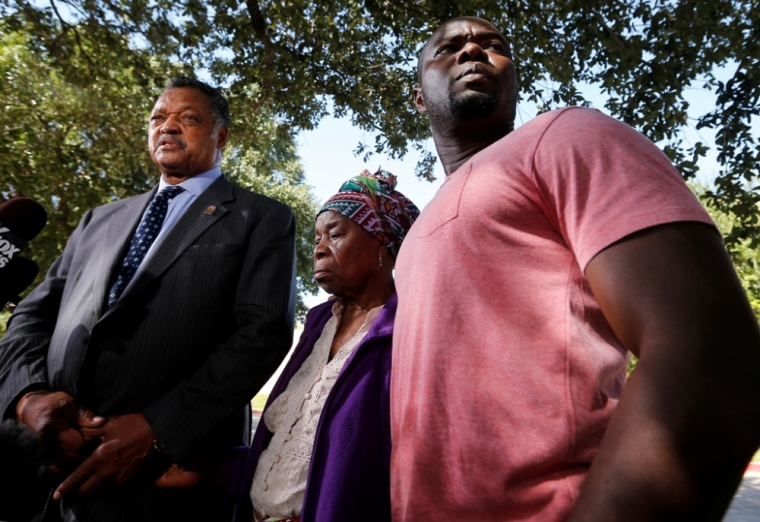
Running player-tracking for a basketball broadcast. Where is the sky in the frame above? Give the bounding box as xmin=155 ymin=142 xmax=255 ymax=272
xmin=298 ymin=117 xmax=442 ymax=209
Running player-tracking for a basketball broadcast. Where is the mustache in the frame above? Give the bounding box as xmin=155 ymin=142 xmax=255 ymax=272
xmin=157 ymin=135 xmax=186 ymax=148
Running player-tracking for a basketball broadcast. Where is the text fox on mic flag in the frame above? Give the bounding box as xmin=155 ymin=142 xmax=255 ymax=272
xmin=0 ymin=197 xmax=48 ymax=305
xmin=0 ymin=197 xmax=48 ymax=268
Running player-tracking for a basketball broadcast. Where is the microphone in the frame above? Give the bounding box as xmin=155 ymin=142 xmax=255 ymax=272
xmin=0 ymin=197 xmax=48 ymax=269
xmin=0 ymin=256 xmax=39 ymax=307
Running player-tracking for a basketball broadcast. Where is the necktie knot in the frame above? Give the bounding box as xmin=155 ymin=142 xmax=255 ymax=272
xmin=157 ymin=185 xmax=185 ymax=202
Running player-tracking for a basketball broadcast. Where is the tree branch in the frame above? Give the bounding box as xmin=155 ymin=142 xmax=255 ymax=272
xmin=245 ymin=0 xmax=276 ymax=67
xmin=49 ymin=0 xmax=94 ymax=75
xmin=576 ymin=0 xmax=628 ymax=51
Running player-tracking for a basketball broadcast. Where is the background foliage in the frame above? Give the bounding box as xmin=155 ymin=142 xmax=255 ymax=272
xmin=3 ymin=0 xmax=756 ymax=224
xmin=1 ymin=0 xmax=759 ymax=331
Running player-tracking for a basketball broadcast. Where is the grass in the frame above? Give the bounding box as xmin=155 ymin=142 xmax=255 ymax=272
xmin=251 ymin=393 xmax=269 ymax=413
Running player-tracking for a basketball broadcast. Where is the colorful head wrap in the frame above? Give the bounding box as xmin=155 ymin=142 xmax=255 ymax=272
xmin=317 ymin=169 xmax=421 ymax=258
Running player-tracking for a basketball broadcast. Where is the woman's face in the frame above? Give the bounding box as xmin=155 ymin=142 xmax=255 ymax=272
xmin=313 ymin=211 xmax=382 ymax=298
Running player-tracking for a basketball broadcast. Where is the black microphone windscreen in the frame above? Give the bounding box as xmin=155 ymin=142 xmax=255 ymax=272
xmin=0 ymin=256 xmax=39 ymax=306
xmin=0 ymin=197 xmax=48 ymax=243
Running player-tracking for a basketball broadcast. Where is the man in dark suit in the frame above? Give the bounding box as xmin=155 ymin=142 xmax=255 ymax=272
xmin=0 ymin=77 xmax=296 ymax=521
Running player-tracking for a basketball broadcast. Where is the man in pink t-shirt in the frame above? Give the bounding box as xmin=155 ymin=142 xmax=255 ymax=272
xmin=391 ymin=16 xmax=760 ymax=522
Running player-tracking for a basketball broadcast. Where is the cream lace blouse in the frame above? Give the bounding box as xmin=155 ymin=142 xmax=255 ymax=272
xmin=250 ymin=300 xmax=383 ymax=519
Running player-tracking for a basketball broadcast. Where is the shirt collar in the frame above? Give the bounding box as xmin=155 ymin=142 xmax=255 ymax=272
xmin=158 ymin=166 xmax=222 ymax=197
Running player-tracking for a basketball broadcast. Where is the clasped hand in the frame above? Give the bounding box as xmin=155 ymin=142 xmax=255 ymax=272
xmin=16 ymin=390 xmax=159 ymax=498
xmin=16 ymin=390 xmax=105 ymax=474
xmin=53 ymin=412 xmax=157 ymax=499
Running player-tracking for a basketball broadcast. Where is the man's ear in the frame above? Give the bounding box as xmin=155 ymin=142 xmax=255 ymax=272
xmin=413 ymin=86 xmax=426 ymax=114
xmin=216 ymin=126 xmax=229 ymax=150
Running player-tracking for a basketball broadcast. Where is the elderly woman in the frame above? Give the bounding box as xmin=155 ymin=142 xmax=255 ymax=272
xmin=230 ymin=169 xmax=419 ymax=522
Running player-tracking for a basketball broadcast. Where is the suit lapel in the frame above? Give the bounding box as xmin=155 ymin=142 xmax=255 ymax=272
xmin=92 ymin=189 xmax=156 ymax=315
xmin=104 ymin=177 xmax=235 ymax=314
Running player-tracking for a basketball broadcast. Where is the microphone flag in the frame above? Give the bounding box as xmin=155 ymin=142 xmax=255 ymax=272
xmin=0 ymin=225 xmax=28 ymax=268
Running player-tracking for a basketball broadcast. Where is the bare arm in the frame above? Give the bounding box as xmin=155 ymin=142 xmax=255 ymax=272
xmin=570 ymin=222 xmax=760 ymax=521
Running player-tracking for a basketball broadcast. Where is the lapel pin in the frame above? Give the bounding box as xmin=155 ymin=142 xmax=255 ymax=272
xmin=202 ymin=205 xmax=217 ymax=215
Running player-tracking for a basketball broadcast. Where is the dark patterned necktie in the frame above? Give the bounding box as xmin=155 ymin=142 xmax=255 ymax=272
xmin=107 ymin=185 xmax=185 ymax=308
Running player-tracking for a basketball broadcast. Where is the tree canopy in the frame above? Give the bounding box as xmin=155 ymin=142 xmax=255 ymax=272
xmin=3 ymin=0 xmax=756 ymax=239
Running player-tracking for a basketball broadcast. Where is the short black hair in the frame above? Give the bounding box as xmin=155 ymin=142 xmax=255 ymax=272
xmin=164 ymin=77 xmax=230 ymax=128
xmin=415 ymin=17 xmax=512 ymax=85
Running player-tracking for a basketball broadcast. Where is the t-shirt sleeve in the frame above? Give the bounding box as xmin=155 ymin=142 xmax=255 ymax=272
xmin=531 ymin=107 xmax=715 ymax=271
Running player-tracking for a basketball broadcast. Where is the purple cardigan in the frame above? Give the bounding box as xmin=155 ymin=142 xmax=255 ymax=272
xmin=229 ymin=293 xmax=396 ymax=522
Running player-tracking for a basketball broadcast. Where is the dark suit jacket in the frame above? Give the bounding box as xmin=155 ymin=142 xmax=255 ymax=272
xmin=0 ymin=176 xmax=296 ymax=521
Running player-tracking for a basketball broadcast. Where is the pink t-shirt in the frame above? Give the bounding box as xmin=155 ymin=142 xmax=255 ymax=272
xmin=391 ymin=107 xmax=714 ymax=521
